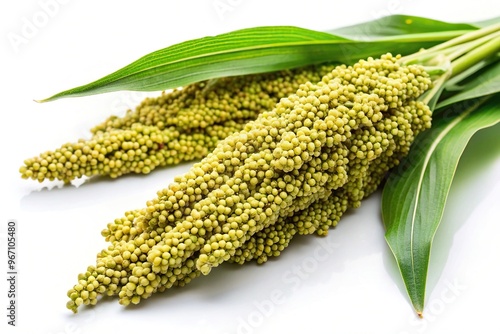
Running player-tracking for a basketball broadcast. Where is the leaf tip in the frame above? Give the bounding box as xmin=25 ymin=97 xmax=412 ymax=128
xmin=34 ymin=95 xmax=56 ymax=103
xmin=417 ymin=311 xmax=424 ymax=318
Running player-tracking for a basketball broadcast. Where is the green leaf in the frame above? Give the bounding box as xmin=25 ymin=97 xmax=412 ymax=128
xmin=329 ymin=14 xmax=478 ymax=40
xmin=382 ymin=94 xmax=500 ymax=316
xmin=437 ymin=61 xmax=500 ymax=109
xmin=39 ymin=18 xmax=476 ymax=102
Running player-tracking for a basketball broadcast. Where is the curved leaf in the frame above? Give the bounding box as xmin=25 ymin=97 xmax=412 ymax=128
xmin=382 ymin=94 xmax=500 ymax=315
xmin=38 ymin=21 xmax=475 ymax=102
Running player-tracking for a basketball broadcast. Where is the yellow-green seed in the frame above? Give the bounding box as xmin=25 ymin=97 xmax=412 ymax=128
xmin=66 ymin=54 xmax=432 ymax=313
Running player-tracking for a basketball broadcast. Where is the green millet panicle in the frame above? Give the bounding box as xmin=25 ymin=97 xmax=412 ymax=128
xmin=67 ymin=53 xmax=432 ymax=313
xmin=229 ymin=215 xmax=298 ymax=265
xmin=21 ymin=65 xmax=334 ymax=184
xmin=90 ymin=67 xmax=333 ymax=133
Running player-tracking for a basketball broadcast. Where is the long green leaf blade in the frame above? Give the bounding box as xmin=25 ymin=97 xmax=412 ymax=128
xmin=38 ymin=24 xmax=473 ymax=102
xmin=382 ymin=94 xmax=500 ymax=316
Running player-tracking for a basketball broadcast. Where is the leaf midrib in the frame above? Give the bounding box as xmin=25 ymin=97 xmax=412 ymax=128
xmin=408 ymin=98 xmax=485 ymax=292
xmin=95 ymin=31 xmax=472 ymax=88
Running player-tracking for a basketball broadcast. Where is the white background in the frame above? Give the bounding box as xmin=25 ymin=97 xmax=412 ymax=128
xmin=1 ymin=1 xmax=499 ymax=333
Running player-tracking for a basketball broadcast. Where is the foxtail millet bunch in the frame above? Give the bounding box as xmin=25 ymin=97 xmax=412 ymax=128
xmin=66 ymin=53 xmax=432 ymax=312
xmin=19 ymin=65 xmax=334 ymax=183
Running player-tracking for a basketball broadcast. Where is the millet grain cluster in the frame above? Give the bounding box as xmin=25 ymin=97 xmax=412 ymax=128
xmin=20 ymin=65 xmax=334 ymax=183
xmin=65 ymin=54 xmax=432 ymax=312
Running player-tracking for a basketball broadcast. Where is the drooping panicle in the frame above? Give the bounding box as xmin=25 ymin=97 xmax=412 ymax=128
xmin=21 ymin=65 xmax=334 ymax=183
xmin=66 ymin=54 xmax=432 ymax=313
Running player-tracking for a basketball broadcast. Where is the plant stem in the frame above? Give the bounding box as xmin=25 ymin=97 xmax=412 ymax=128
xmin=420 ymin=71 xmax=451 ymax=108
xmin=425 ymin=22 xmax=500 ymax=53
xmin=400 ymin=44 xmax=462 ymax=65
xmin=446 ymin=31 xmax=500 ymax=61
xmin=406 ymin=22 xmax=500 ymax=107
xmin=444 ymin=55 xmax=499 ymax=90
xmin=421 ymin=66 xmax=448 ymax=77
xmin=450 ymin=34 xmax=500 ymax=77
xmin=399 ymin=23 xmax=500 ymax=65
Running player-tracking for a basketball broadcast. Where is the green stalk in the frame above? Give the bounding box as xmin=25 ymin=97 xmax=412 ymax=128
xmin=400 ymin=44 xmax=462 ymax=65
xmin=400 ymin=23 xmax=500 ymax=108
xmin=420 ymin=72 xmax=450 ymax=107
xmin=399 ymin=23 xmax=500 ymax=65
xmin=446 ymin=31 xmax=500 ymax=61
xmin=450 ymin=34 xmax=500 ymax=77
xmin=424 ymin=22 xmax=500 ymax=53
xmin=444 ymin=55 xmax=499 ymax=91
